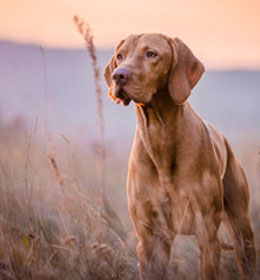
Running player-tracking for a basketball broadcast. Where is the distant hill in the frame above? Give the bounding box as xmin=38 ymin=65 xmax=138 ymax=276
xmin=0 ymin=40 xmax=259 ymax=143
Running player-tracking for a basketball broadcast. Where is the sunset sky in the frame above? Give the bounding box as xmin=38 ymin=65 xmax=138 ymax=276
xmin=0 ymin=0 xmax=260 ymax=69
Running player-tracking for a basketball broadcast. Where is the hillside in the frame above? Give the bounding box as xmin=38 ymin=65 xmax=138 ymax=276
xmin=0 ymin=40 xmax=259 ymax=142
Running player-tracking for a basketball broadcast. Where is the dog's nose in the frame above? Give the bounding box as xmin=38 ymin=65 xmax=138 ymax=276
xmin=112 ymin=68 xmax=131 ymax=85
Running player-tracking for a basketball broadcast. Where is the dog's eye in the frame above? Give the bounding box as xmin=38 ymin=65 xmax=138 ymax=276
xmin=117 ymin=53 xmax=124 ymax=60
xmin=146 ymin=51 xmax=157 ymax=58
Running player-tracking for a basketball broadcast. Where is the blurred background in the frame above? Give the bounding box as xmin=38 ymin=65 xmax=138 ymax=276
xmin=1 ymin=0 xmax=260 ymax=134
xmin=0 ymin=0 xmax=259 ymax=139
xmin=0 ymin=0 xmax=259 ymax=279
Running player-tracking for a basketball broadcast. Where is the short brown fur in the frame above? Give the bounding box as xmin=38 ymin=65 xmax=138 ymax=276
xmin=104 ymin=33 xmax=256 ymax=280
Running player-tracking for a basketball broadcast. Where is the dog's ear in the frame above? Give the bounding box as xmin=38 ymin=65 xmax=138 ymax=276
xmin=168 ymin=38 xmax=205 ymax=105
xmin=103 ymin=39 xmax=125 ymax=102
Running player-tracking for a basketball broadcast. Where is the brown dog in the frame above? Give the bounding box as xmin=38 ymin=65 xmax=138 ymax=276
xmin=104 ymin=34 xmax=256 ymax=280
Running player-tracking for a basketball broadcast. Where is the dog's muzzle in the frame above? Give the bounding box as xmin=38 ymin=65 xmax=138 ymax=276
xmin=112 ymin=68 xmax=132 ymax=106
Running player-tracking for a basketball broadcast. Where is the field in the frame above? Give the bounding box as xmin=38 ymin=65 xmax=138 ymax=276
xmin=0 ymin=110 xmax=259 ymax=280
xmin=0 ymin=24 xmax=259 ymax=279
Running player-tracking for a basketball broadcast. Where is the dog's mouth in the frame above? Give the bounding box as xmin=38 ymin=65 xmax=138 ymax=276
xmin=113 ymin=85 xmax=131 ymax=106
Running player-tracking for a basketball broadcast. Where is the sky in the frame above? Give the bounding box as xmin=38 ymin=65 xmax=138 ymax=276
xmin=0 ymin=0 xmax=260 ymax=69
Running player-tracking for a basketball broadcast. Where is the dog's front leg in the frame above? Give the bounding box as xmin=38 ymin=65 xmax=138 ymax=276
xmin=136 ymin=227 xmax=173 ymax=280
xmin=197 ymin=234 xmax=221 ymax=280
xmin=128 ymin=195 xmax=174 ymax=280
xmin=195 ymin=211 xmax=222 ymax=280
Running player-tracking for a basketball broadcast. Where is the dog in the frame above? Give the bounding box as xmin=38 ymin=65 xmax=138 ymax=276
xmin=104 ymin=33 xmax=256 ymax=280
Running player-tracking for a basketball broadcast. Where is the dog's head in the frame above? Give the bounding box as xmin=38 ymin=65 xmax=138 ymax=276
xmin=104 ymin=34 xmax=204 ymax=106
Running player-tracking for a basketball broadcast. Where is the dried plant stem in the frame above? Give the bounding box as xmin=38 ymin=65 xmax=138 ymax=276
xmin=25 ymin=118 xmax=38 ymax=197
xmin=39 ymin=46 xmax=49 ymax=134
xmin=48 ymin=132 xmax=64 ymax=187
xmin=73 ymin=15 xmax=106 ymax=210
xmin=73 ymin=16 xmax=127 ymax=245
xmin=25 ymin=118 xmax=38 ymax=233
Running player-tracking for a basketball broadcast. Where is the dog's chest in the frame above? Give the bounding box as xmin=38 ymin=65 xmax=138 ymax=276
xmin=140 ymin=121 xmax=175 ymax=172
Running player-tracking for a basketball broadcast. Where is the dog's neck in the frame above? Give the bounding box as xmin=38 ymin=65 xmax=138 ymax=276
xmin=134 ymin=90 xmax=185 ymax=183
xmin=135 ymin=90 xmax=181 ymax=127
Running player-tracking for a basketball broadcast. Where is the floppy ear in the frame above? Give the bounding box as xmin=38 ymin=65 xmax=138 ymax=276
xmin=103 ymin=39 xmax=125 ymax=102
xmin=168 ymin=38 xmax=205 ymax=105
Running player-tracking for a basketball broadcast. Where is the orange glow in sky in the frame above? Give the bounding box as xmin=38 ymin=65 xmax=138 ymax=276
xmin=0 ymin=0 xmax=260 ymax=69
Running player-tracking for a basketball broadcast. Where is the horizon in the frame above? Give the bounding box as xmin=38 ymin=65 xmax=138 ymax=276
xmin=1 ymin=38 xmax=260 ymax=71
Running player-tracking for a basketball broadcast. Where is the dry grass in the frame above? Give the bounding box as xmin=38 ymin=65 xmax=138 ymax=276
xmin=0 ymin=124 xmax=138 ymax=280
xmin=0 ymin=117 xmax=259 ymax=280
xmin=0 ymin=20 xmax=259 ymax=280
xmin=73 ymin=15 xmax=106 ymax=208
